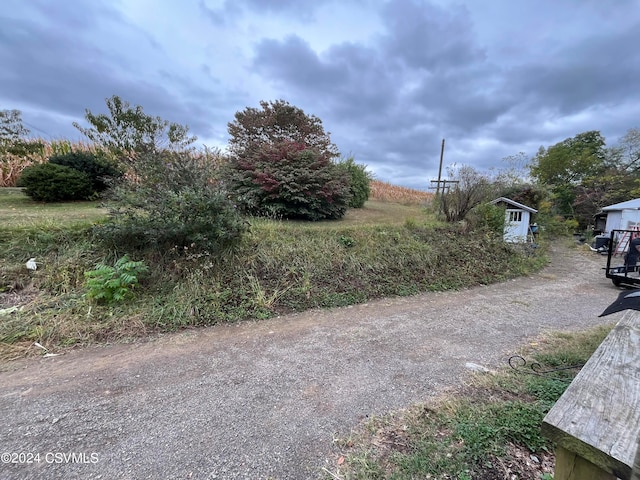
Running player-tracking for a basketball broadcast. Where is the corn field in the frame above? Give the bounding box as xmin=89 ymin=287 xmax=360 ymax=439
xmin=0 ymin=139 xmax=99 ymax=187
xmin=370 ymin=179 xmax=432 ymax=205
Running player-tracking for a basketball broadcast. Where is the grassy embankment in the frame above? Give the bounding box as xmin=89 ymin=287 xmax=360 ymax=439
xmin=326 ymin=324 xmax=613 ymax=480
xmin=0 ymin=182 xmax=547 ymax=360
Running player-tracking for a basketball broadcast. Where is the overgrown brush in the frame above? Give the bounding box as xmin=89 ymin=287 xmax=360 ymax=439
xmin=0 ymin=216 xmax=546 ymax=352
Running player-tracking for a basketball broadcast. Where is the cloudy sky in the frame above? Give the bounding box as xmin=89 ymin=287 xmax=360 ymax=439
xmin=2 ymin=0 xmax=639 ymax=189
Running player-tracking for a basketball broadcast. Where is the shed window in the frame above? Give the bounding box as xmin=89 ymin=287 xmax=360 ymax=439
xmin=508 ymin=211 xmax=522 ymax=222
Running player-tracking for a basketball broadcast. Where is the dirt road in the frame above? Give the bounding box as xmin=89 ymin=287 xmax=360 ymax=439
xmin=0 ymin=244 xmax=624 ymax=479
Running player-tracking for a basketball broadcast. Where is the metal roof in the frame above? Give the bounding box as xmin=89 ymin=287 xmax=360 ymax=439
xmin=601 ymin=198 xmax=640 ymax=211
xmin=489 ymin=197 xmax=538 ymax=213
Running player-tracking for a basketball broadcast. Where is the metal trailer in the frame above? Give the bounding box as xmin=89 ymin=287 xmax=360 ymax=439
xmin=604 ymin=229 xmax=640 ymax=287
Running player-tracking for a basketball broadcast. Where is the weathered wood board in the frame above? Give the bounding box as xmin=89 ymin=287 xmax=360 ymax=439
xmin=542 ymin=310 xmax=640 ymax=480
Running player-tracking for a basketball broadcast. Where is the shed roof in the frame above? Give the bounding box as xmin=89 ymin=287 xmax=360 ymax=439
xmin=601 ymin=198 xmax=640 ymax=211
xmin=489 ymin=197 xmax=538 ymax=213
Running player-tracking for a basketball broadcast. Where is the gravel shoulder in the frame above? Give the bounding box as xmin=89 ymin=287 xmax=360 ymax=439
xmin=0 ymin=243 xmax=624 ymax=479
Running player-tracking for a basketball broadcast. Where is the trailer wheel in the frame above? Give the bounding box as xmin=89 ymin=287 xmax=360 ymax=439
xmin=612 ymin=278 xmax=622 ymax=287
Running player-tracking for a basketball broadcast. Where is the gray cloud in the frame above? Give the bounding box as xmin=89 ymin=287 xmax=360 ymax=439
xmin=0 ymin=1 xmax=240 ymax=143
xmin=507 ymin=23 xmax=640 ymax=116
xmin=380 ymin=0 xmax=485 ymax=71
xmin=200 ymin=0 xmax=329 ymax=25
xmin=2 ymin=0 xmax=640 ymax=189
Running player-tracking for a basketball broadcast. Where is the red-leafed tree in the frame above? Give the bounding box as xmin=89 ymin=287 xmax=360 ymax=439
xmin=226 ymin=101 xmax=349 ymax=220
xmin=228 ymin=140 xmax=350 ymax=220
xmin=227 ymin=99 xmax=339 ymax=160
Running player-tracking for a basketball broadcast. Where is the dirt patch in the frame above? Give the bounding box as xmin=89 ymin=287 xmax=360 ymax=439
xmin=477 ymin=445 xmax=554 ymax=480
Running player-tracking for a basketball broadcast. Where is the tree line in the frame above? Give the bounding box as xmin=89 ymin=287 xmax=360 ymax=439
xmin=2 ymin=96 xmax=638 ymax=240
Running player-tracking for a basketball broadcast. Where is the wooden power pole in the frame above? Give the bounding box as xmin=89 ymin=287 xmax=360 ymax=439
xmin=431 ymin=138 xmax=446 ymax=194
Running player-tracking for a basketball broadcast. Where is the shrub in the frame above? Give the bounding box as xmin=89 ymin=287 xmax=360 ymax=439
xmin=469 ymin=203 xmax=505 ymax=236
xmin=94 ymin=151 xmax=247 ymax=252
xmin=227 ymin=141 xmax=350 ymax=220
xmin=337 ymin=157 xmax=371 ymax=208
xmin=18 ymin=163 xmax=93 ymax=202
xmin=49 ymin=151 xmax=122 ymax=192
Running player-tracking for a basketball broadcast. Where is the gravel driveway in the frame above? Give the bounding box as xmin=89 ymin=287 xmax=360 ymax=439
xmin=0 ymin=244 xmax=624 ymax=480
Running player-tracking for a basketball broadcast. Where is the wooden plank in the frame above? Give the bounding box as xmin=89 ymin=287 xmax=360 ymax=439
xmin=542 ymin=311 xmax=640 ymax=480
xmin=631 ymin=440 xmax=640 ymax=480
xmin=554 ymin=446 xmax=617 ymax=480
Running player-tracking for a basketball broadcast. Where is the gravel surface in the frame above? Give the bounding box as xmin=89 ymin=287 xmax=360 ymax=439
xmin=0 ymin=244 xmax=625 ymax=480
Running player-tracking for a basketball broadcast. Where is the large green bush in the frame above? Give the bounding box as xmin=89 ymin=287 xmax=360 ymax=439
xmin=94 ymin=151 xmax=247 ymax=252
xmin=49 ymin=151 xmax=122 ymax=192
xmin=227 ymin=141 xmax=350 ymax=220
xmin=18 ymin=163 xmax=93 ymax=202
xmin=337 ymin=157 xmax=371 ymax=208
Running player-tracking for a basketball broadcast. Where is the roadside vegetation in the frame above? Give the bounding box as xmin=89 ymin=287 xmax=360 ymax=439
xmin=1 ymin=96 xmax=556 ymax=360
xmin=0 ymin=185 xmax=547 ymax=360
xmin=326 ymin=324 xmax=613 ymax=480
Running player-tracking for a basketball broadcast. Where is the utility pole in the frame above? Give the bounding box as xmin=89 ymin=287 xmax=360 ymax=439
xmin=430 ymin=138 xmax=446 ymax=194
xmin=436 ymin=138 xmax=445 ymax=195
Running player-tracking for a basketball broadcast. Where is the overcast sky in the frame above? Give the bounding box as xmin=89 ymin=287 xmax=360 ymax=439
xmin=2 ymin=0 xmax=639 ymax=189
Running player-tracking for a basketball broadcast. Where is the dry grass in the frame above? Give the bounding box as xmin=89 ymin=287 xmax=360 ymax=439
xmin=370 ymin=179 xmax=433 ymax=205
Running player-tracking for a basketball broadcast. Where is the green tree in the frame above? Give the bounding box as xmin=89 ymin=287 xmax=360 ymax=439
xmin=529 ymin=131 xmax=607 ymax=217
xmin=228 ymin=99 xmax=339 ymax=159
xmin=529 ymin=131 xmax=607 ymax=186
xmin=0 ymin=109 xmax=42 ymax=157
xmin=49 ymin=151 xmax=123 ymax=192
xmin=18 ymin=163 xmax=94 ymax=202
xmin=497 ymin=183 xmax=548 ymax=211
xmin=337 ymin=156 xmax=372 ymax=208
xmin=573 ymin=167 xmax=640 ymax=228
xmin=73 ymin=95 xmax=196 ymax=160
xmin=607 ymin=128 xmax=640 ymax=172
xmin=95 ymin=150 xmax=247 ymax=252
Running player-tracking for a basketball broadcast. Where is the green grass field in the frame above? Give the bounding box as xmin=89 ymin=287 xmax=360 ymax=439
xmin=0 ymin=187 xmax=107 ymax=228
xmin=0 ymin=188 xmax=426 ymax=229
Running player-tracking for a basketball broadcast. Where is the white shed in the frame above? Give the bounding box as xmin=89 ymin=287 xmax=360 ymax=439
xmin=490 ymin=197 xmax=538 ymax=243
xmin=600 ymin=198 xmax=640 ymax=234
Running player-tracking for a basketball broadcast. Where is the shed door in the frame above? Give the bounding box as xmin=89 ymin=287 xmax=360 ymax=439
xmin=504 ymin=209 xmax=526 ymax=242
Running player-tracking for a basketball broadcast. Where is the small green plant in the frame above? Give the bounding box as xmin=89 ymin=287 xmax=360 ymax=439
xmin=339 ymin=235 xmax=355 ymax=247
xmin=333 ymin=325 xmax=611 ymax=479
xmin=84 ymin=256 xmax=148 ymax=304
